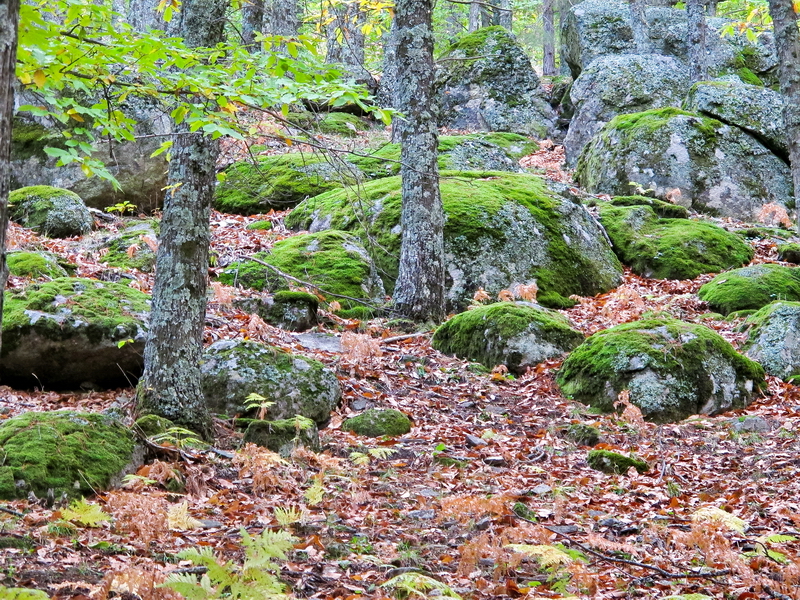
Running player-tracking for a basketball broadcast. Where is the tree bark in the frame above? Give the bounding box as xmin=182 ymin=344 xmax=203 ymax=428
xmin=686 ymin=0 xmax=707 ymax=83
xmin=493 ymin=0 xmax=512 ymax=29
xmin=377 ymin=17 xmax=399 ymax=110
xmin=766 ymin=0 xmax=800 ymax=233
xmin=629 ymin=0 xmax=650 ymax=53
xmin=392 ymin=0 xmax=445 ymax=323
xmin=543 ymin=0 xmax=556 ymax=76
xmin=127 ymin=0 xmax=166 ymax=31
xmin=136 ymin=0 xmax=227 ymax=439
xmin=325 ymin=0 xmax=371 ymax=86
xmin=263 ymin=0 xmax=299 ymax=36
xmin=468 ymin=1 xmax=490 ymax=32
xmin=0 ymin=0 xmax=19 ymax=356
xmin=241 ymin=0 xmax=265 ymax=51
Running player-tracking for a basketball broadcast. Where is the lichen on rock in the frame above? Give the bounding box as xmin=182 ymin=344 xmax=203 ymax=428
xmin=743 ymin=301 xmax=800 ymax=381
xmin=9 ymin=185 xmax=93 ymax=238
xmin=342 ymin=409 xmax=411 ymax=437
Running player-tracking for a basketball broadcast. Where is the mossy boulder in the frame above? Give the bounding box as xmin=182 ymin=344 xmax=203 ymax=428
xmin=241 ymin=416 xmax=320 ymax=456
xmin=134 ymin=414 xmax=175 ymax=438
xmin=342 ymin=409 xmax=411 ymax=437
xmin=0 ymin=411 xmax=135 ymax=499
xmin=562 ymin=423 xmax=601 ymax=446
xmin=95 ymin=220 xmax=159 ymax=272
xmin=435 ymin=27 xmax=556 ymax=137
xmin=587 ymin=450 xmax=649 ymax=475
xmin=199 ymin=340 xmax=341 ymax=424
xmin=247 ymin=220 xmax=273 ymax=231
xmin=608 ymin=195 xmax=689 ymax=219
xmin=9 ymin=185 xmax=93 ymax=237
xmin=777 ymin=243 xmax=800 ymax=264
xmin=598 ymin=204 xmax=753 ymax=280
xmin=0 ymin=278 xmax=150 ymax=389
xmin=235 ymin=291 xmax=319 ymax=332
xmin=575 ymin=108 xmax=793 ymax=220
xmin=286 ymin=172 xmax=623 ymax=309
xmin=219 ymin=231 xmax=385 ymax=308
xmin=556 ymin=317 xmax=764 ymax=423
xmin=432 ymin=302 xmax=584 ymax=374
xmin=6 ymin=251 xmax=68 ymax=279
xmin=742 ymin=302 xmax=800 ymax=381
xmin=698 ymin=264 xmax=800 ymax=315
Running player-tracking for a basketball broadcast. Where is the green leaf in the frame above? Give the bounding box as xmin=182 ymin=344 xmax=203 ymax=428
xmin=61 ymin=498 xmax=112 ymax=527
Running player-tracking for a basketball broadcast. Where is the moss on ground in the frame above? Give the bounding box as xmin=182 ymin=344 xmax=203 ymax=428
xmin=599 ymin=204 xmax=753 ymax=280
xmin=342 ymin=409 xmax=411 ymax=437
xmin=9 ymin=185 xmax=93 ymax=238
xmin=431 ymin=302 xmax=584 ymax=373
xmin=6 ymin=251 xmax=68 ymax=279
xmin=0 ymin=411 xmax=135 ymax=499
xmin=218 ymin=230 xmax=382 ymax=307
xmin=698 ymin=264 xmax=800 ymax=315
xmin=287 ymin=111 xmax=369 ymax=137
xmin=587 ymin=450 xmax=649 ymax=474
xmin=247 ymin=220 xmax=273 ymax=231
xmin=736 ymin=227 xmax=793 ymax=240
xmin=563 ymin=423 xmax=601 ymax=446
xmin=778 ymin=243 xmax=800 ymax=263
xmin=609 ymin=195 xmax=689 ymax=219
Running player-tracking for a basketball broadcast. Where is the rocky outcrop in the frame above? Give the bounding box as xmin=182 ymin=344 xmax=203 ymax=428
xmin=743 ymin=302 xmax=800 ymax=382
xmin=698 ymin=264 xmax=800 ymax=315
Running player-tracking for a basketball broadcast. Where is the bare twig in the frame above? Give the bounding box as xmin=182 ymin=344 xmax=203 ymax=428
xmin=380 ymin=332 xmax=431 ymax=344
xmin=0 ymin=506 xmax=24 ymax=518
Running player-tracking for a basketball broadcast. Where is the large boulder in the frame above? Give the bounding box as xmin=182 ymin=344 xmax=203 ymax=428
xmin=9 ymin=186 xmax=93 ymax=238
xmin=565 ymin=54 xmax=688 ymax=166
xmin=698 ymin=264 xmax=800 ymax=315
xmin=435 ymin=27 xmax=556 ymax=137
xmin=6 ymin=251 xmax=69 ymax=279
xmin=575 ymin=108 xmax=793 ymax=220
xmin=561 ymin=0 xmax=777 ymax=82
xmin=683 ymin=80 xmax=787 ymax=158
xmin=0 ymin=278 xmax=150 ymax=389
xmin=432 ymin=302 xmax=585 ymax=374
xmin=743 ymin=302 xmax=800 ymax=382
xmin=199 ymin=340 xmax=342 ymax=424
xmin=286 ymin=172 xmax=623 ymax=309
xmin=556 ymin=317 xmax=765 ymax=423
xmin=599 ymin=202 xmax=753 ymax=279
xmin=0 ymin=411 xmax=136 ymax=500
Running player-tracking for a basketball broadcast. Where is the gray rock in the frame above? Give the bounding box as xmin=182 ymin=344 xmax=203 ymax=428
xmin=684 ymin=80 xmax=787 ymax=158
xmin=242 ymin=416 xmax=321 ymax=456
xmin=293 ymin=332 xmax=344 ymax=353
xmin=235 ymin=292 xmax=318 ymax=332
xmin=9 ymin=186 xmax=93 ymax=238
xmin=407 ymin=509 xmax=436 ymax=520
xmin=575 ymin=108 xmax=793 ymax=220
xmin=743 ymin=301 xmax=800 ymax=381
xmin=729 ymin=415 xmax=773 ymax=433
xmin=565 ymin=54 xmax=689 ymax=166
xmin=199 ymin=340 xmax=341 ymax=424
xmin=531 ymin=483 xmax=552 ymax=495
xmin=436 ymin=27 xmax=556 ymax=137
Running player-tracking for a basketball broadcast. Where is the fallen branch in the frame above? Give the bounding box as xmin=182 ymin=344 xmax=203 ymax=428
xmin=380 ymin=332 xmax=431 ymax=344
xmin=0 ymin=506 xmax=24 ymax=518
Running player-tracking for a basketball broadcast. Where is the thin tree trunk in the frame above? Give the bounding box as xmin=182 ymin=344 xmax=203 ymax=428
xmin=242 ymin=0 xmax=265 ymax=51
xmin=468 ymin=1 xmax=489 ymax=31
xmin=766 ymin=0 xmax=800 ymax=233
xmin=377 ymin=17 xmax=399 ymax=110
xmin=707 ymin=0 xmax=717 ymax=16
xmin=629 ymin=0 xmax=650 ymax=53
xmin=325 ymin=0 xmax=370 ymax=85
xmin=263 ymin=0 xmax=299 ymax=36
xmin=687 ymin=0 xmax=707 ymax=83
xmin=0 ymin=0 xmax=19 ymax=356
xmin=493 ymin=0 xmax=512 ymax=29
xmin=392 ymin=0 xmax=445 ymax=322
xmin=128 ymin=0 xmax=166 ymax=31
xmin=543 ymin=0 xmax=556 ymax=76
xmin=136 ymin=0 xmax=227 ymax=439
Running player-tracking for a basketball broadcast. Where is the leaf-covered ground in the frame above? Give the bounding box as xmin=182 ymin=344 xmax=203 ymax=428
xmin=1 ymin=133 xmax=800 ymax=600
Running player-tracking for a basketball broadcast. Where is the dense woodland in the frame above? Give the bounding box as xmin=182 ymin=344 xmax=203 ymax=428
xmin=1 ymin=0 xmax=800 ymax=598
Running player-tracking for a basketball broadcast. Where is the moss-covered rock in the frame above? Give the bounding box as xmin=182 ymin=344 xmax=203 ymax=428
xmin=432 ymin=302 xmax=584 ymax=374
xmin=599 ymin=204 xmax=753 ymax=279
xmin=587 ymin=449 xmax=649 ymax=475
xmin=778 ymin=243 xmax=800 ymax=264
xmin=698 ymin=264 xmax=800 ymax=315
xmin=287 ymin=172 xmax=622 ymax=309
xmin=575 ymin=108 xmax=793 ymax=220
xmin=234 ymin=291 xmax=319 ymax=332
xmin=0 ymin=278 xmax=150 ymax=389
xmin=219 ymin=231 xmax=384 ymax=308
xmin=0 ymin=586 xmax=50 ymax=599
xmin=341 ymin=409 xmax=411 ymax=437
xmin=6 ymin=251 xmax=68 ymax=279
xmin=241 ymin=416 xmax=320 ymax=456
xmin=9 ymin=185 xmax=93 ymax=237
xmin=0 ymin=411 xmax=135 ymax=499
xmin=608 ymin=195 xmax=688 ymax=219
xmin=556 ymin=317 xmax=764 ymax=423
xmin=435 ymin=27 xmax=555 ymax=137
xmin=737 ymin=227 xmax=793 ymax=241
xmin=199 ymin=340 xmax=341 ymax=424
xmin=247 ymin=220 xmax=273 ymax=231
xmin=742 ymin=301 xmax=800 ymax=381
xmin=562 ymin=423 xmax=601 ymax=446
xmin=96 ymin=220 xmax=159 ymax=272
xmin=134 ymin=414 xmax=175 ymax=438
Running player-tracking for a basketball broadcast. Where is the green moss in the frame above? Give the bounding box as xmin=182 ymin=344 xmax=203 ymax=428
xmin=1 ymin=277 xmax=151 ymax=354
xmin=599 ymin=204 xmax=753 ymax=280
xmin=431 ymin=302 xmax=584 ymax=373
xmin=10 ymin=120 xmax=66 ymax=161
xmin=778 ymin=243 xmax=800 ymax=263
xmin=609 ymin=195 xmax=689 ymax=219
xmin=101 ymin=223 xmax=159 ymax=272
xmin=587 ymin=450 xmax=649 ymax=474
xmin=727 ymin=309 xmax=757 ymax=320
xmin=737 ymin=227 xmax=793 ymax=240
xmin=444 ymin=25 xmax=508 ymax=56
xmin=241 ymin=416 xmax=320 ymax=456
xmin=698 ymin=264 xmax=800 ymax=315
xmin=218 ymin=231 xmax=381 ymax=307
xmin=287 ymin=112 xmax=369 ymax=137
xmin=341 ymin=409 xmax=411 ymax=437
xmin=736 ymin=67 xmax=764 ymax=86
xmin=8 ymin=185 xmax=92 ymax=238
xmin=134 ymin=414 xmax=175 ymax=438
xmin=0 ymin=411 xmax=135 ymax=499
xmin=0 ymin=587 xmax=50 ymax=599
xmin=273 ymin=290 xmax=319 ymax=307
xmin=247 ymin=220 xmax=273 ymax=231
xmin=336 ymin=305 xmax=377 ymax=320
xmin=562 ymin=423 xmax=601 ymax=446
xmin=6 ymin=251 xmax=68 ymax=278
xmin=472 ymin=132 xmax=538 ymax=159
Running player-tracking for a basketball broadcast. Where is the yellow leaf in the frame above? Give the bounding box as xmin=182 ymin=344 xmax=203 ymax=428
xmin=167 ymin=501 xmax=203 ymax=530
xmin=19 ymin=72 xmax=33 ymax=85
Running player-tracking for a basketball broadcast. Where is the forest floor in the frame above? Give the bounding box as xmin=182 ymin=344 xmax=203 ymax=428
xmin=2 ymin=128 xmax=800 ymax=600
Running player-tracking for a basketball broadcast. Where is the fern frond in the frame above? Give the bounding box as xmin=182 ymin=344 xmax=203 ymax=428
xmin=168 ymin=501 xmax=203 ymax=530
xmin=274 ymin=506 xmax=302 ymax=527
xmin=764 ymin=534 xmax=797 ymax=544
xmin=381 ymin=573 xmax=461 ymax=598
xmin=61 ymin=498 xmax=112 ymax=527
xmin=368 ymin=447 xmax=397 ymax=459
xmin=349 ymin=452 xmax=370 ymax=466
xmin=691 ymin=506 xmax=747 ymax=533
xmin=506 ymin=544 xmax=574 ymax=567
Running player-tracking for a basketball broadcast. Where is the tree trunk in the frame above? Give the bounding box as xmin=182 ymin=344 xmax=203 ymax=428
xmin=543 ymin=0 xmax=556 ymax=76
xmin=766 ymin=0 xmax=800 ymax=233
xmin=707 ymin=0 xmax=717 ymax=16
xmin=377 ymin=17 xmax=399 ymax=110
xmin=136 ymin=0 xmax=227 ymax=439
xmin=241 ymin=0 xmax=265 ymax=51
xmin=263 ymin=0 xmax=299 ymax=36
xmin=493 ymin=0 xmax=512 ymax=29
xmin=686 ymin=0 xmax=707 ymax=83
xmin=392 ymin=0 xmax=445 ymax=323
xmin=629 ymin=0 xmax=650 ymax=53
xmin=468 ymin=1 xmax=490 ymax=32
xmin=127 ymin=0 xmax=166 ymax=31
xmin=0 ymin=0 xmax=19 ymax=356
xmin=325 ymin=1 xmax=372 ymax=86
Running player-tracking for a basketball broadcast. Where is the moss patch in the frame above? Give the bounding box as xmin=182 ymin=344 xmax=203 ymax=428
xmin=778 ymin=243 xmax=800 ymax=264
xmin=0 ymin=411 xmax=135 ymax=499
xmin=134 ymin=414 xmax=175 ymax=438
xmin=599 ymin=204 xmax=753 ymax=280
xmin=247 ymin=220 xmax=273 ymax=231
xmin=432 ymin=302 xmax=584 ymax=373
xmin=587 ymin=450 xmax=649 ymax=475
xmin=562 ymin=423 xmax=601 ymax=447
xmin=242 ymin=416 xmax=320 ymax=456
xmin=342 ymin=409 xmax=411 ymax=437
xmin=609 ymin=195 xmax=689 ymax=219
xmin=9 ymin=185 xmax=93 ymax=238
xmin=698 ymin=264 xmax=800 ymax=315
xmin=10 ymin=120 xmax=67 ymax=161
xmin=6 ymin=251 xmax=68 ymax=279
xmin=100 ymin=221 xmax=159 ymax=272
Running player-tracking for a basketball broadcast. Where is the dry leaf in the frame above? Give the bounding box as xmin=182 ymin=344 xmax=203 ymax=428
xmin=167 ymin=501 xmax=203 ymax=530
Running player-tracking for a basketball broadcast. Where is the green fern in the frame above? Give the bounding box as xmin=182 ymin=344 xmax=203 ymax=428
xmin=0 ymin=587 xmax=51 ymax=599
xmin=381 ymin=573 xmax=461 ymax=598
xmin=274 ymin=506 xmax=303 ymax=527
xmin=61 ymin=498 xmax=112 ymax=527
xmin=350 ymin=446 xmax=397 ymax=466
xmin=506 ymin=543 xmax=583 ymax=568
xmin=304 ymin=477 xmax=325 ymax=505
xmin=150 ymin=426 xmax=208 ymax=450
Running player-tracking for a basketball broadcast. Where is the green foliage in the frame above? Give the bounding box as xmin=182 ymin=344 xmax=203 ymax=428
xmin=149 ymin=427 xmax=209 ymax=450
xmin=105 ymin=201 xmax=137 ymax=215
xmin=380 ymin=572 xmax=462 ymax=599
xmin=698 ymin=264 xmax=800 ymax=315
xmin=0 ymin=587 xmax=51 ymax=600
xmin=61 ymin=498 xmax=112 ymax=527
xmin=161 ymin=528 xmax=295 ymax=600
xmin=587 ymin=450 xmax=650 ymax=475
xmin=349 ymin=446 xmax=397 ymax=466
